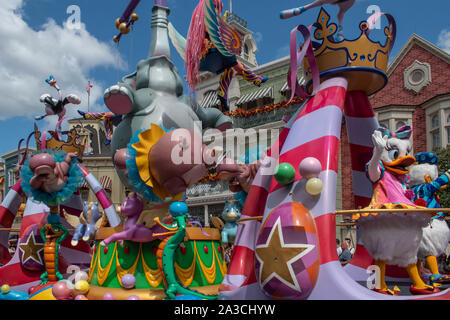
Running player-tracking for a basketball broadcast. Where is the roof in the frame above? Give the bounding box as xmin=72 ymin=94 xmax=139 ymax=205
xmin=200 ymin=90 xmax=221 ymax=108
xmin=387 ymin=33 xmax=450 ymax=76
xmin=82 ymin=175 xmax=112 ymax=191
xmin=236 ymin=86 xmax=274 ymax=106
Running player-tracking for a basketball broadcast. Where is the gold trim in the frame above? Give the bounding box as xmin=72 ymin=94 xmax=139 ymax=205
xmin=174 ymin=253 xmax=196 ymax=287
xmin=116 ymin=243 xmax=141 ymax=286
xmin=141 ymin=245 xmax=163 ymax=288
xmin=194 ymin=241 xmax=216 ymax=284
xmin=96 ymin=242 xmax=117 ymax=286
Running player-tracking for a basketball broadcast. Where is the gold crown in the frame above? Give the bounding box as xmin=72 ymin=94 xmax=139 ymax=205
xmin=34 ymin=123 xmax=86 ymax=156
xmin=303 ymin=9 xmax=395 ymax=95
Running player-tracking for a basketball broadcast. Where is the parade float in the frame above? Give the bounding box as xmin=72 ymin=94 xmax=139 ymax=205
xmin=0 ymin=0 xmax=449 ymax=301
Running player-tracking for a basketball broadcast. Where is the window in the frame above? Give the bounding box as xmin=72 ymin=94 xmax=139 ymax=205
xmin=8 ymin=169 xmax=15 ymax=188
xmin=81 ymin=189 xmax=89 ymax=202
xmin=432 ymin=114 xmax=440 ymax=128
xmin=432 ymin=130 xmax=441 ymax=150
xmin=447 ymin=127 xmax=450 ymax=145
xmin=447 ymin=114 xmax=450 ymax=123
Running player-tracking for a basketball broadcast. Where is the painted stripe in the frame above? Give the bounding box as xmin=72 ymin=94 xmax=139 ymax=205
xmin=264 ymin=171 xmax=338 ymax=220
xmin=349 ymin=144 xmax=373 ymax=172
xmin=0 ymin=206 xmax=15 ymax=228
xmin=95 ymin=190 xmax=111 ymax=208
xmin=242 ymin=185 xmax=269 ymax=218
xmin=85 ymin=174 xmax=102 ymax=193
xmin=252 ymin=156 xmax=277 ymax=189
xmin=344 ymin=91 xmax=375 ymax=118
xmin=104 ymin=205 xmax=121 ymax=227
xmin=281 ymin=106 xmax=342 ymax=156
xmin=351 ymin=170 xmax=374 ymax=198
xmin=270 ymin=136 xmax=341 ymax=193
xmin=345 ymin=116 xmax=378 ymax=147
xmin=233 ymin=219 xmax=261 ymax=250
xmin=315 ymin=213 xmax=338 ymax=264
xmin=354 ymin=195 xmax=372 ymax=209
xmin=300 ymin=86 xmax=347 ymax=116
xmin=318 ymin=77 xmax=348 ymax=91
xmin=60 ymin=246 xmax=92 ymax=264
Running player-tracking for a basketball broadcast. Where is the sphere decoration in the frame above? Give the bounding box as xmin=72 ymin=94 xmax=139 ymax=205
xmin=103 ymin=293 xmax=115 ymax=300
xmin=1 ymin=284 xmax=10 ymax=294
xmin=299 ymin=157 xmax=322 ymax=179
xmin=274 ymin=163 xmax=296 ymax=185
xmin=75 ymin=271 xmax=89 ymax=282
xmin=127 ymin=295 xmax=140 ymax=300
xmin=305 ymin=178 xmax=323 ymax=196
xmin=75 ymin=295 xmax=88 ymax=300
xmin=255 ymin=202 xmax=320 ymax=299
xmin=121 ymin=274 xmax=136 ymax=289
xmin=169 ymin=201 xmax=188 ymax=217
xmin=74 ymin=280 xmax=90 ymax=294
xmin=52 ymin=281 xmax=72 ymax=300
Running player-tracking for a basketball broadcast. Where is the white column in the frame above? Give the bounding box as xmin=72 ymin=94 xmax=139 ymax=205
xmin=204 ymin=204 xmax=209 ymax=227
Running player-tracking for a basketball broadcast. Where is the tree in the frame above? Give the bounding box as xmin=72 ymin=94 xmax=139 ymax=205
xmin=436 ymin=147 xmax=450 ymax=211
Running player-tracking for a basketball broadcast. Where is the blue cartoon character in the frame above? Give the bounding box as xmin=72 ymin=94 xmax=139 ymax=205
xmin=221 ymin=199 xmax=242 ymax=245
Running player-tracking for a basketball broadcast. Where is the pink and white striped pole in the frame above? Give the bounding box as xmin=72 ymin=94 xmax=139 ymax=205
xmin=0 ymin=180 xmax=25 ymax=264
xmin=76 ymin=163 xmax=121 ymax=227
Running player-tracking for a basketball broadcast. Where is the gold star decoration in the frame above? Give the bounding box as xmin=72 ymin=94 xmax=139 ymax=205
xmin=255 ymin=217 xmax=315 ymax=292
xmin=19 ymin=232 xmax=44 ymax=265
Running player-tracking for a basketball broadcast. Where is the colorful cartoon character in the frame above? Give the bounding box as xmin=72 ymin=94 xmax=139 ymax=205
xmin=27 ymin=152 xmax=79 ymax=194
xmin=280 ymin=0 xmax=356 ymax=41
xmin=39 ymin=217 xmax=68 ymax=284
xmin=409 ymin=152 xmax=450 ymax=284
xmin=153 ymin=201 xmax=217 ymax=300
xmin=220 ymin=200 xmax=242 ymax=245
xmin=77 ymin=111 xmax=122 ymax=145
xmin=64 ymin=201 xmax=106 ymax=246
xmin=169 ymin=0 xmax=268 ymax=110
xmin=102 ymin=193 xmax=166 ymax=245
xmin=356 ymin=126 xmax=438 ymax=295
xmin=36 ymin=76 xmax=81 ymax=121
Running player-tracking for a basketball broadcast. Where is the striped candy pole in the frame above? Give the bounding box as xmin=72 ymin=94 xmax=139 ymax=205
xmin=0 ymin=181 xmax=25 ymax=264
xmin=76 ymin=163 xmax=121 ymax=227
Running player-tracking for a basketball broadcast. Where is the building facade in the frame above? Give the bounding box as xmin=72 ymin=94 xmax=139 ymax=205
xmin=68 ymin=119 xmax=126 ymax=208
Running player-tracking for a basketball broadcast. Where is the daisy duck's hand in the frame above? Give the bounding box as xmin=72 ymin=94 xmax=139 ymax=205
xmin=372 ymin=130 xmax=388 ymax=155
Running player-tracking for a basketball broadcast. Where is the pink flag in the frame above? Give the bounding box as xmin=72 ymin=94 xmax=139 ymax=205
xmin=86 ymin=80 xmax=93 ymax=96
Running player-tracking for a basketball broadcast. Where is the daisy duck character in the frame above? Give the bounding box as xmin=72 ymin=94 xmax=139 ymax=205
xmin=355 ymin=125 xmax=438 ymax=295
xmin=409 ymin=152 xmax=450 ymax=284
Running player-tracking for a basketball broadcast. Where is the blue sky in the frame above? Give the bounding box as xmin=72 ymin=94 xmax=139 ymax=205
xmin=0 ymin=0 xmax=449 ymax=158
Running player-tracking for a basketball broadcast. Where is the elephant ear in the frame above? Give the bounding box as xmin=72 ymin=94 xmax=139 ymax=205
xmin=63 ymin=209 xmax=81 ymax=228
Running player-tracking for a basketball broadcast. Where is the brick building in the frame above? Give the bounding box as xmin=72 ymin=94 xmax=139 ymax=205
xmin=341 ymin=34 xmax=450 ymax=210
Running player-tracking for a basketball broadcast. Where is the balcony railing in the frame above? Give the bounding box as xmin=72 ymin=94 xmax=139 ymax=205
xmin=231 ymin=103 xmax=299 ymax=129
xmin=186 ymin=180 xmax=230 ymax=198
xmin=226 ymin=12 xmax=248 ymax=28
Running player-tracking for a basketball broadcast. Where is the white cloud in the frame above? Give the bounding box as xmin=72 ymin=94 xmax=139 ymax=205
xmin=437 ymin=29 xmax=450 ymax=53
xmin=0 ymin=0 xmax=125 ymax=129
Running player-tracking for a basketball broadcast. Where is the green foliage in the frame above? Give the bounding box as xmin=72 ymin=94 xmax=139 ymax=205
xmin=436 ymin=147 xmax=450 ymax=210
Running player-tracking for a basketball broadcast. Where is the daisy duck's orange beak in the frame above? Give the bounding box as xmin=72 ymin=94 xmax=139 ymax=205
xmin=383 ymin=155 xmax=416 ymax=175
